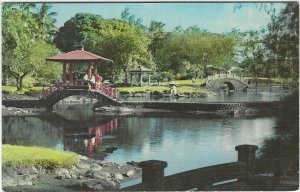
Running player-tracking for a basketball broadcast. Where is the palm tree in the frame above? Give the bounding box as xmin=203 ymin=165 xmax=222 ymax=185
xmin=34 ymin=3 xmax=57 ymax=42
xmin=148 ymin=21 xmax=166 ymax=58
xmin=19 ymin=3 xmax=35 ymax=15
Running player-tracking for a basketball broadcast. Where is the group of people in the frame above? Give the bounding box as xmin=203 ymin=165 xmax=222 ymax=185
xmin=64 ymin=72 xmax=102 ymax=90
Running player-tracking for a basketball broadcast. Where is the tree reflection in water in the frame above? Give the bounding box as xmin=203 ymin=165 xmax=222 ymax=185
xmin=2 ymin=116 xmax=63 ymax=148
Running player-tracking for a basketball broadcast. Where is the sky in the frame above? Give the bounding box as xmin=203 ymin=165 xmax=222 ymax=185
xmin=50 ymin=2 xmax=285 ymax=34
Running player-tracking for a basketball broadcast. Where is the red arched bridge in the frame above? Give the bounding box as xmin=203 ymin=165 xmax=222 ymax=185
xmin=2 ymin=83 xmax=121 ymax=110
xmin=40 ymin=83 xmax=121 ymax=110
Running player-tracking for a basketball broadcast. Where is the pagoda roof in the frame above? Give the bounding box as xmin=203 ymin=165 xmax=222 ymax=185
xmin=47 ymin=49 xmax=113 ymax=63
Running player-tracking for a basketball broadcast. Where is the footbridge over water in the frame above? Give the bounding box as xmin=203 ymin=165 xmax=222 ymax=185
xmin=203 ymin=73 xmax=248 ymax=91
xmin=2 ymin=83 xmax=121 ymax=110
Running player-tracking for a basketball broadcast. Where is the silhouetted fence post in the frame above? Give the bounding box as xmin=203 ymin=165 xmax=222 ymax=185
xmin=138 ymin=160 xmax=168 ymax=190
xmin=235 ymin=144 xmax=258 ymax=181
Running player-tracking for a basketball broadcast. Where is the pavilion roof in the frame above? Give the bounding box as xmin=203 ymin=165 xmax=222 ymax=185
xmin=128 ymin=66 xmax=153 ymax=73
xmin=46 ymin=50 xmax=113 ymax=63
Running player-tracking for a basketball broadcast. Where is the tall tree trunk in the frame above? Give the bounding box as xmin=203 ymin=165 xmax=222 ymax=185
xmin=124 ymin=69 xmax=128 ymax=84
xmin=16 ymin=75 xmax=21 ymax=90
xmin=16 ymin=72 xmax=28 ymax=91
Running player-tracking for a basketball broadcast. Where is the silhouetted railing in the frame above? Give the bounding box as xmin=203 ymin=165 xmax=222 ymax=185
xmin=40 ymin=82 xmax=65 ymax=97
xmin=122 ymin=145 xmax=297 ymax=191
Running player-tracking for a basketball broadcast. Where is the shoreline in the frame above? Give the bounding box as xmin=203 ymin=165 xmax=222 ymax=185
xmin=3 ymin=154 xmax=141 ymax=191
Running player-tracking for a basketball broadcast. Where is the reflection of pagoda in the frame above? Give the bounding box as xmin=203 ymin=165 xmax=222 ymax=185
xmin=64 ymin=118 xmax=118 ymax=157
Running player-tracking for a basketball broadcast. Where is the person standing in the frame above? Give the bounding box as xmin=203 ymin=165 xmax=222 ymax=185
xmin=90 ymin=74 xmax=95 ymax=89
xmin=84 ymin=74 xmax=91 ymax=90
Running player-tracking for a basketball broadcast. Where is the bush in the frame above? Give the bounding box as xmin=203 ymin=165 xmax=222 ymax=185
xmin=152 ymin=71 xmax=175 ymax=82
xmin=179 ymin=72 xmax=195 ymax=80
xmin=23 ymin=76 xmax=36 ymax=88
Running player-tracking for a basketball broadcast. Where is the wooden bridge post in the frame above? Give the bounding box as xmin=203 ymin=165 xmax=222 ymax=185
xmin=235 ymin=144 xmax=258 ymax=180
xmin=138 ymin=160 xmax=168 ymax=190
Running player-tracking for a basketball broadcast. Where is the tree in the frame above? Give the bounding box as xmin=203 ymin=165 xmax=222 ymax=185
xmin=236 ymin=2 xmax=299 ymax=81
xmin=54 ymin=13 xmax=153 ymax=82
xmin=19 ymin=3 xmax=36 ymax=16
xmin=264 ymin=2 xmax=299 ymax=81
xmin=2 ymin=10 xmax=60 ymax=90
xmin=156 ymin=28 xmax=239 ymax=78
xmin=2 ymin=3 xmax=17 ymax=15
xmin=120 ymin=7 xmax=143 ymax=27
xmin=237 ymin=30 xmax=269 ymax=85
xmin=152 ymin=71 xmax=175 ymax=85
xmin=34 ymin=3 xmax=58 ymax=42
xmin=148 ymin=21 xmax=166 ymax=58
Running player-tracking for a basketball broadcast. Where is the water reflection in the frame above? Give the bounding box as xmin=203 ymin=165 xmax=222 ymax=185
xmin=2 ymin=116 xmax=63 ymax=148
xmin=2 ymin=113 xmax=119 ymax=158
xmin=2 ymin=105 xmax=276 ymax=175
xmin=108 ymin=116 xmax=275 ymax=175
xmin=53 ymin=103 xmax=95 ymax=121
xmin=64 ymin=118 xmax=118 ymax=157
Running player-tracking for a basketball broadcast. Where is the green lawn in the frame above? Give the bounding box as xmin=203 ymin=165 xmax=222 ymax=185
xmin=2 ymin=144 xmax=78 ymax=168
xmin=117 ymin=85 xmax=209 ymax=94
xmin=117 ymin=85 xmax=169 ymax=93
xmin=160 ymin=79 xmax=204 ymax=86
xmin=2 ymin=85 xmax=18 ymax=92
xmin=2 ymin=86 xmax=47 ymax=94
xmin=177 ymin=86 xmax=208 ymax=94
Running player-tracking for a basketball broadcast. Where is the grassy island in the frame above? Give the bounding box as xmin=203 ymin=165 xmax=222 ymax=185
xmin=2 ymin=144 xmax=78 ymax=168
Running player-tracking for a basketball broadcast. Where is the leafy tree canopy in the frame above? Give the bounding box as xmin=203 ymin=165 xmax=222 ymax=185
xmin=156 ymin=28 xmax=240 ymax=78
xmin=54 ymin=13 xmax=154 ymax=82
xmin=2 ymin=9 xmax=60 ymax=89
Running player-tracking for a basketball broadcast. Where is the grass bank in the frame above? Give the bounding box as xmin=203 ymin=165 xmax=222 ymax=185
xmin=117 ymin=79 xmax=209 ymax=94
xmin=2 ymin=86 xmax=47 ymax=94
xmin=2 ymin=144 xmax=78 ymax=168
xmin=117 ymin=85 xmax=209 ymax=94
xmin=160 ymin=79 xmax=204 ymax=86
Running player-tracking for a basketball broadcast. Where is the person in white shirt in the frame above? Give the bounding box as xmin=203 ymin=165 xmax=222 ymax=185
xmin=84 ymin=74 xmax=89 ymax=81
xmin=84 ymin=74 xmax=92 ymax=90
xmin=90 ymin=75 xmax=95 ymax=89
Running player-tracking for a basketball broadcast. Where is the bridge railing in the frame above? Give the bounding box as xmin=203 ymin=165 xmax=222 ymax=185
xmin=122 ymin=145 xmax=297 ymax=191
xmin=40 ymin=82 xmax=118 ymax=100
xmin=40 ymin=82 xmax=65 ymax=98
xmin=94 ymin=83 xmax=118 ymax=99
xmin=206 ymin=73 xmax=246 ymax=83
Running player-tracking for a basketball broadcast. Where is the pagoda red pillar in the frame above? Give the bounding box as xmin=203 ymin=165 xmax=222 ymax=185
xmin=69 ymin=63 xmax=73 ymax=84
xmin=88 ymin=63 xmax=91 ymax=79
xmin=63 ymin=63 xmax=67 ymax=83
xmin=93 ymin=63 xmax=97 ymax=75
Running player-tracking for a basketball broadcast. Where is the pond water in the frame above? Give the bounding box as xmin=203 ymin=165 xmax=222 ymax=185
xmin=2 ymin=103 xmax=277 ymax=176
